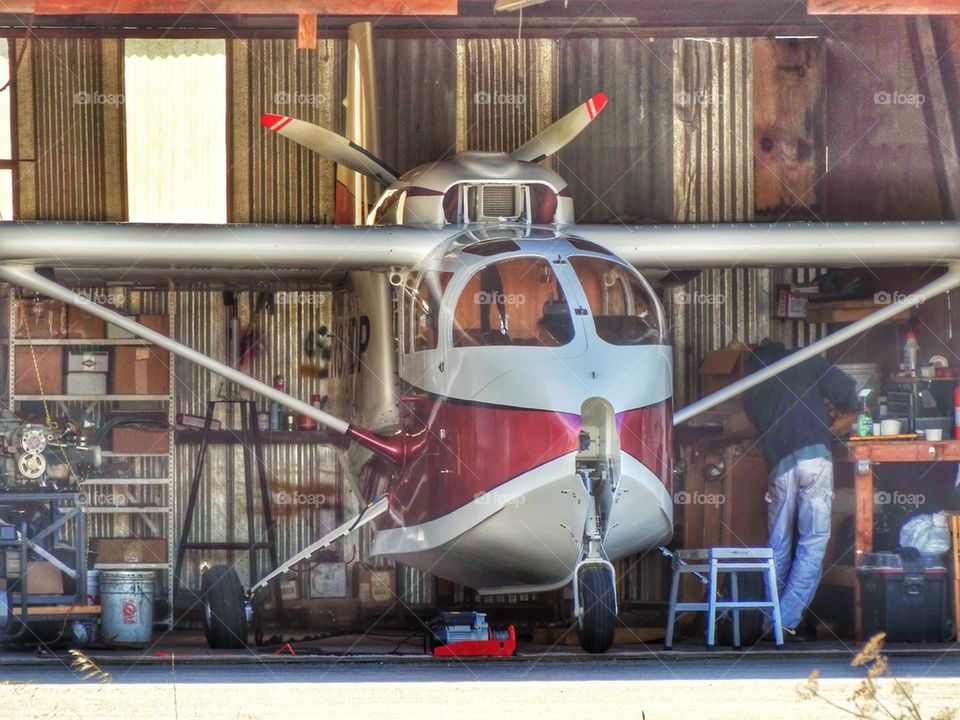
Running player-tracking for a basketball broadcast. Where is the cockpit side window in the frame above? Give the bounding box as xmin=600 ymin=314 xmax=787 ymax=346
xmin=453 ymin=257 xmax=574 ymax=348
xmin=406 ymin=271 xmax=452 ymax=352
xmin=569 ymin=256 xmax=665 ymax=346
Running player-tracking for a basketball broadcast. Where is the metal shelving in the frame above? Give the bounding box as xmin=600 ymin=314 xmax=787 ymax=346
xmin=5 ymin=291 xmax=176 ymax=627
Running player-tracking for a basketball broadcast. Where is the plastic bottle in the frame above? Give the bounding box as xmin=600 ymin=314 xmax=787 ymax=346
xmin=903 ymin=331 xmax=919 ymax=374
xmin=270 ymin=374 xmax=285 ymax=431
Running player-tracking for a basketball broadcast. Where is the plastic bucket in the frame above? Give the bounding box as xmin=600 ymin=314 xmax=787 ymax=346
xmin=100 ymin=570 xmax=155 ymax=646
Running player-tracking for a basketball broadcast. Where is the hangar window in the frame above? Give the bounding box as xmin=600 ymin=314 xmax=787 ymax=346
xmin=0 ymin=41 xmax=15 ymax=219
xmin=569 ymin=256 xmax=665 ymax=346
xmin=406 ymin=271 xmax=452 ymax=353
xmin=453 ymin=257 xmax=573 ymax=348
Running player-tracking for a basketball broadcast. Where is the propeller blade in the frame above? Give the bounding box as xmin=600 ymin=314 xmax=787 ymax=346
xmin=261 ymin=114 xmax=400 ymax=186
xmin=510 ymin=92 xmax=608 ymax=163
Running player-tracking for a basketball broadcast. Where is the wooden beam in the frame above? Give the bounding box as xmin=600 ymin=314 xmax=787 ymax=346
xmin=908 ymin=16 xmax=960 ymax=218
xmin=11 ymin=605 xmax=101 ymax=616
xmin=34 ymin=0 xmax=456 ymax=15
xmin=809 ymin=0 xmax=960 ymax=13
xmin=297 ymin=13 xmax=317 ymax=49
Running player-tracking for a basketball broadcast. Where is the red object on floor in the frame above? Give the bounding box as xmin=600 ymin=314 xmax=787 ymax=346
xmin=272 ymin=642 xmax=297 ymax=656
xmin=433 ymin=625 xmax=516 ymax=657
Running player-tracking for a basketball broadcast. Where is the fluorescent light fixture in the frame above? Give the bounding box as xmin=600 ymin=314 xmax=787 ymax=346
xmin=494 ymin=0 xmax=552 ymax=12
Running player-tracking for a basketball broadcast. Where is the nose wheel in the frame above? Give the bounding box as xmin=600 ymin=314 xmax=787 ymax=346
xmin=575 ymin=562 xmax=618 ymax=653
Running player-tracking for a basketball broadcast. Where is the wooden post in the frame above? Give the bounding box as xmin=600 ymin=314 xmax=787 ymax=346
xmin=853 ymin=461 xmax=874 ymax=641
xmin=297 ymin=14 xmax=317 ymax=50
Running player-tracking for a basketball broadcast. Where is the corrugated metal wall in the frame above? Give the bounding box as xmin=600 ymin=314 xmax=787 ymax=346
xmin=230 ymin=39 xmax=342 ymax=224
xmin=666 ymin=38 xmax=771 ymax=408
xmin=14 ymin=38 xmax=125 ymax=220
xmin=558 ymin=38 xmax=674 ymax=224
xmin=173 ymin=289 xmax=337 ymax=596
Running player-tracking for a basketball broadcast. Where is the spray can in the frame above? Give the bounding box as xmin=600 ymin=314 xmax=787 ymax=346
xmin=954 ymin=382 xmax=960 ymax=440
xmin=902 ymin=331 xmax=919 ymax=375
xmin=270 ymin=374 xmax=285 ymax=431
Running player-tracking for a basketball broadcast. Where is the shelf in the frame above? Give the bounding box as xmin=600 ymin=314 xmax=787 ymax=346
xmin=175 ymin=428 xmax=342 ymax=446
xmin=94 ymin=563 xmax=169 ymax=570
xmin=85 ymin=506 xmax=169 ymax=514
xmin=13 ymin=394 xmax=170 ymax=402
xmin=101 ymin=451 xmax=170 ymax=458
xmin=11 ymin=338 xmax=153 ymax=346
xmin=805 ymin=299 xmax=911 ymax=325
xmin=80 ymin=478 xmax=171 ymax=486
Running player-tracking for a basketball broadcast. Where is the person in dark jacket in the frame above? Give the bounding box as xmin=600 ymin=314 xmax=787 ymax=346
xmin=743 ymin=340 xmax=858 ymax=634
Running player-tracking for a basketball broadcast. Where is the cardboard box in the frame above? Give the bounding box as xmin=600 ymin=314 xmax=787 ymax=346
xmin=106 ymin=319 xmax=137 ymax=339
xmin=68 ymin=350 xmax=109 ymax=373
xmin=110 ymin=427 xmax=170 ymax=454
xmin=94 ymin=537 xmax=167 ymax=564
xmin=138 ymin=314 xmax=169 ymax=336
xmin=66 ymin=305 xmax=106 ymax=339
xmin=112 ymin=346 xmax=170 ymax=395
xmin=14 ymin=345 xmax=64 ymax=395
xmin=23 ymin=561 xmax=64 ymax=594
xmin=699 ymin=342 xmax=752 ymax=395
xmin=66 ymin=372 xmax=107 ymax=395
xmin=355 ymin=568 xmax=396 ymax=603
xmin=15 ymin=300 xmax=66 ymax=338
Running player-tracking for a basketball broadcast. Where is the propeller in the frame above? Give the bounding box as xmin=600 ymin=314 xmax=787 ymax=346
xmin=260 ymin=113 xmax=400 ymax=187
xmin=510 ymin=92 xmax=608 ymax=164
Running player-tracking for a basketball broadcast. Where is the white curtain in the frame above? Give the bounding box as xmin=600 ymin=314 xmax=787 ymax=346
xmin=124 ymin=39 xmax=226 ymax=223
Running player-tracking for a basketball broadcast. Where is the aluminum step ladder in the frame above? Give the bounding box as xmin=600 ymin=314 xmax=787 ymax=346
xmin=663 ymin=547 xmax=784 ymax=650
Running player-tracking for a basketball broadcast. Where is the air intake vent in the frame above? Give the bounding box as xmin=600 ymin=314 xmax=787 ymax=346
xmin=482 ymin=186 xmax=518 ymax=218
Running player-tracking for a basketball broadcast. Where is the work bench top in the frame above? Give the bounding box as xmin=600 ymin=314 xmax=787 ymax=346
xmin=833 ymin=438 xmax=960 ymax=463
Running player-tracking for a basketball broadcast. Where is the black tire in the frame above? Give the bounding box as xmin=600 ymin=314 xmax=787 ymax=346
xmin=578 ymin=565 xmax=617 ymax=654
xmin=715 ymin=572 xmax=767 ymax=648
xmin=201 ymin=565 xmax=248 ymax=649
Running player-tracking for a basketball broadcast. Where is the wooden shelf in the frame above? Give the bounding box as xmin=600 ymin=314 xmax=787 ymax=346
xmin=805 ymin=298 xmax=911 ymax=325
xmin=175 ymin=428 xmax=342 ymax=446
xmin=11 ymin=338 xmax=152 ymax=346
xmin=14 ymin=394 xmax=169 ymax=402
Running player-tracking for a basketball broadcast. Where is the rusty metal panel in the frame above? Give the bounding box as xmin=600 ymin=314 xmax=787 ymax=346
xmin=667 ymin=38 xmax=771 ymax=408
xmin=462 ymin=38 xmax=555 ymax=155
xmin=230 ymin=39 xmax=342 ymax=224
xmin=558 ymin=38 xmax=674 ymax=223
xmin=374 ymin=38 xmax=458 ymax=176
xmin=15 ymin=38 xmax=125 ymax=221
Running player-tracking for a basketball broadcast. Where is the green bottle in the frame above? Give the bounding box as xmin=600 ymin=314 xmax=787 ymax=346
xmin=856 ymin=389 xmax=873 ymax=437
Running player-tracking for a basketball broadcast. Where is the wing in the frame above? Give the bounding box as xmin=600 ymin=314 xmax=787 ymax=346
xmin=0 ymin=221 xmax=438 ymax=283
xmin=510 ymin=92 xmax=607 ymax=164
xmin=567 ymin=221 xmax=960 ymax=269
xmin=261 ymin=114 xmax=399 ymax=187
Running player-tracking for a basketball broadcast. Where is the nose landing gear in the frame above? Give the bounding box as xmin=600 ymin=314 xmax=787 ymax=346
xmin=574 ymin=560 xmax=617 ymax=653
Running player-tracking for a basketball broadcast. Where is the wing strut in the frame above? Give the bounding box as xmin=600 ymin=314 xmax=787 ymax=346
xmin=673 ymin=264 xmax=960 ymax=425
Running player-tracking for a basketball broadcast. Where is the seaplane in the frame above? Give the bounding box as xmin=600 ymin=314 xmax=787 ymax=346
xmin=1 ymin=27 xmax=958 ymax=654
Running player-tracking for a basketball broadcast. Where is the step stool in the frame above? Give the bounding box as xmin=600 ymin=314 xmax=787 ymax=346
xmin=663 ymin=547 xmax=784 ymax=650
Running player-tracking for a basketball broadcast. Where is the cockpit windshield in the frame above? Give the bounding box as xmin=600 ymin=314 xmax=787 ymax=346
xmin=569 ymin=256 xmax=665 ymax=346
xmin=453 ymin=256 xmax=574 ymax=347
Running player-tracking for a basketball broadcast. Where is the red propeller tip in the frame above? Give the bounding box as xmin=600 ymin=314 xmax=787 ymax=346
xmin=260 ymin=113 xmax=286 ymax=129
xmin=591 ymin=92 xmax=608 ymax=112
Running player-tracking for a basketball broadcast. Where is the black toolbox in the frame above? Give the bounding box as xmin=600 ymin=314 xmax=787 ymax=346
xmin=857 ymin=547 xmax=951 ymax=642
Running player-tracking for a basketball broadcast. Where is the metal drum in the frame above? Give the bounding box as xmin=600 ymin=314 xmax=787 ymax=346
xmin=100 ymin=570 xmax=155 ymax=646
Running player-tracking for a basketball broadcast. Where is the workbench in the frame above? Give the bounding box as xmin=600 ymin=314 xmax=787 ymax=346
xmin=827 ymin=439 xmax=960 ymax=640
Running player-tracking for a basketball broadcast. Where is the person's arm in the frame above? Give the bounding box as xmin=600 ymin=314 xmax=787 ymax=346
xmin=817 ymin=360 xmax=858 ymax=413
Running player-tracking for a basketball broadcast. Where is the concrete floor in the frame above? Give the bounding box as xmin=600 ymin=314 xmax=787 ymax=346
xmin=1 ymin=630 xmax=959 ymax=719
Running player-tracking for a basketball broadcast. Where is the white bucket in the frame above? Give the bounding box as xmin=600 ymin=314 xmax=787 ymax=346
xmin=100 ymin=570 xmax=155 ymax=646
